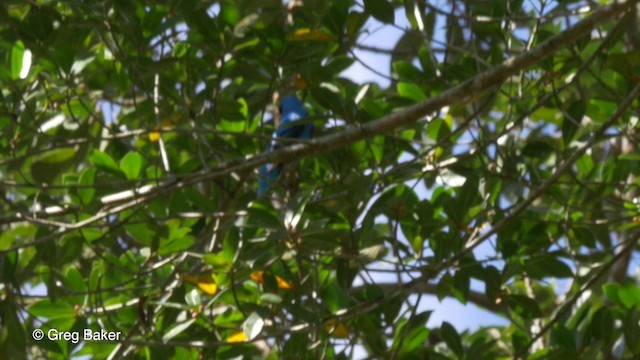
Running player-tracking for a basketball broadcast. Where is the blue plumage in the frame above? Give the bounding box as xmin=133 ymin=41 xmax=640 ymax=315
xmin=257 ymin=96 xmax=313 ymax=198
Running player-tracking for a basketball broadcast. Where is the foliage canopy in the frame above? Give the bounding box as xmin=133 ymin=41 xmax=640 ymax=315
xmin=1 ymin=0 xmax=640 ymax=358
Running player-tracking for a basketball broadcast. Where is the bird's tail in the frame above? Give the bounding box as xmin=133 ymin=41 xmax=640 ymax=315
xmin=257 ymin=163 xmax=283 ymax=198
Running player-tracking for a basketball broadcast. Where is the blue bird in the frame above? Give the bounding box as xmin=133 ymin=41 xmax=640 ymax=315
xmin=258 ymin=95 xmax=313 ymax=198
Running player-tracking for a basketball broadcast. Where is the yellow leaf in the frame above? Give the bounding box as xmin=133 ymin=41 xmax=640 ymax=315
xmin=250 ymin=270 xmax=265 ymax=282
xmin=275 ymin=276 xmax=292 ymax=290
xmin=181 ymin=274 xmax=218 ymax=295
xmin=227 ymin=330 xmax=248 ymax=343
xmin=148 ymin=116 xmax=180 ymax=142
xmin=250 ymin=271 xmax=293 ymax=290
xmin=287 ymin=28 xmax=333 ymax=42
xmin=323 ymin=318 xmax=349 ymax=339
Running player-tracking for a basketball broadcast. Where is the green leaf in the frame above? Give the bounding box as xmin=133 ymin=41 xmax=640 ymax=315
xmin=441 ymin=321 xmax=464 ymax=357
xmin=512 ymin=328 xmax=530 ymax=354
xmin=64 ymin=267 xmax=87 ymax=294
xmin=507 ymin=294 xmax=543 ymax=319
xmin=606 ymin=53 xmax=632 ymax=78
xmin=551 ymin=325 xmax=575 ymax=354
xmin=123 ymin=208 xmax=155 ymax=243
xmin=346 ymin=11 xmax=368 ymax=39
xmin=524 ymin=254 xmax=573 ymax=279
xmin=44 ymin=317 xmax=77 ymax=338
xmin=602 ymin=283 xmax=622 ymax=307
xmin=397 ymin=82 xmax=427 ymax=102
xmin=59 ymin=234 xmax=84 ymax=265
xmin=29 ymin=300 xmax=76 ymax=320
xmin=159 ymin=220 xmax=194 ymax=255
xmin=453 ymin=271 xmax=470 ymax=303
xmin=364 ymin=0 xmax=395 ymax=24
xmin=574 ymin=154 xmax=594 ymax=176
xmin=2 ymin=301 xmax=27 ymax=351
xmin=61 ymin=267 xmax=87 ymax=306
xmin=327 ymin=0 xmax=349 ymax=35
xmin=311 ymin=84 xmax=343 ymax=114
xmin=247 ymin=207 xmax=281 ymax=229
xmin=303 ymin=229 xmax=343 ymax=251
xmin=80 ymin=228 xmax=103 ymax=243
xmin=223 ymin=227 xmax=240 ymax=265
xmin=562 ymin=100 xmax=585 ymax=146
xmin=589 ymin=307 xmax=613 ymax=344
xmin=326 ymin=56 xmax=355 ymax=75
xmin=619 ymin=153 xmax=640 ymax=161
xmin=393 ymin=311 xmax=431 ymax=356
xmin=260 ymin=293 xmax=283 ymax=304
xmin=618 ymin=282 xmax=640 ymax=309
xmin=283 ymin=333 xmax=310 ymax=358
xmin=436 ymin=272 xmax=454 ymax=301
xmin=393 ymin=61 xmax=424 ymax=80
xmin=77 ymin=168 xmax=97 ymax=205
xmin=203 ymin=253 xmax=229 ymax=269
xmin=173 ymin=41 xmax=189 ymax=58
xmin=0 ymin=225 xmax=36 ymax=251
xmin=484 ymin=265 xmax=502 ymax=302
xmin=624 ymin=309 xmax=640 ymax=354
xmin=29 ymin=148 xmax=77 ymax=184
xmin=89 ymin=150 xmax=124 ymax=177
xmin=11 ymin=41 xmax=26 ymax=80
xmin=522 ymin=141 xmax=554 ymax=159
xmin=120 ymin=151 xmax=144 ymax=180
xmin=418 ymin=46 xmax=437 ymax=78
xmin=426 ymin=116 xmax=452 ymax=141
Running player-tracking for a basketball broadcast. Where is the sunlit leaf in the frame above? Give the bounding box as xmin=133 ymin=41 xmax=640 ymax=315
xmin=120 ymin=152 xmax=144 ymax=180
xmin=242 ymin=313 xmax=264 ymax=341
xmin=227 ymin=330 xmax=248 ymax=343
xmin=11 ymin=41 xmax=26 ymax=80
xmin=162 ymin=319 xmax=196 ymax=342
xmin=397 ymin=82 xmax=427 ymax=102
